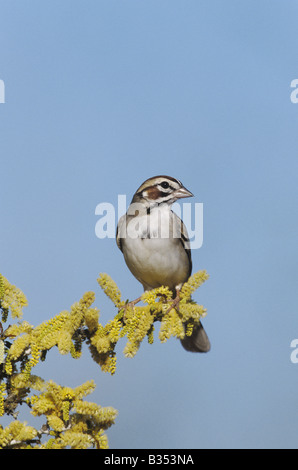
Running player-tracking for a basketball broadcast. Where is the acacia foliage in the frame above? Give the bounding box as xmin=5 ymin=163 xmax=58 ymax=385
xmin=0 ymin=270 xmax=208 ymax=448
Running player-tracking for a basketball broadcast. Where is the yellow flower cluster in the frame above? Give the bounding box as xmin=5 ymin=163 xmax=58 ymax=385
xmin=84 ymin=307 xmax=100 ymax=333
xmin=122 ymin=305 xmax=155 ymax=358
xmin=0 ymin=421 xmax=37 ymax=449
xmin=87 ymin=282 xmax=170 ymax=372
xmin=159 ymin=308 xmax=184 ymax=343
xmin=22 ymin=343 xmax=41 ymax=380
xmin=97 ymin=273 xmax=122 ymax=308
xmin=5 ymin=320 xmax=33 ymax=337
xmin=1 ymin=271 xmax=209 ymax=382
xmin=179 ymin=302 xmax=207 ymax=323
xmin=2 ymin=291 xmax=98 ymax=384
xmin=180 ymin=270 xmax=209 ymax=301
xmin=87 ymin=318 xmax=117 ymax=375
xmin=0 ymin=269 xmax=209 ymax=448
xmin=21 ymin=379 xmax=116 ymax=449
xmin=0 ymin=274 xmax=4 ymax=300
xmin=5 ymin=357 xmax=13 ymax=376
xmin=95 ymin=271 xmax=210 ymax=358
xmin=0 ymin=275 xmax=120 ymax=448
xmin=141 ymin=285 xmax=173 ymax=305
xmin=0 ymin=340 xmax=4 ymax=365
xmin=0 ymin=274 xmax=28 ymax=319
xmin=0 ymin=378 xmax=117 ymax=449
xmin=0 ymin=382 xmax=6 ymax=417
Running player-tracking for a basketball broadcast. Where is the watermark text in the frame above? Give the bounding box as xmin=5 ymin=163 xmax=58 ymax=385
xmin=95 ymin=195 xmax=203 ymax=249
xmin=290 ymin=79 xmax=298 ymax=104
xmin=0 ymin=79 xmax=5 ymax=103
xmin=290 ymin=339 xmax=298 ymax=363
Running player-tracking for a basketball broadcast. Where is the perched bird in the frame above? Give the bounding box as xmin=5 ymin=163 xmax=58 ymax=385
xmin=116 ymin=175 xmax=210 ymax=353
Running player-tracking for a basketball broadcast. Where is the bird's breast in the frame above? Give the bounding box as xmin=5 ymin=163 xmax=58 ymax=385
xmin=121 ymin=210 xmax=190 ymax=290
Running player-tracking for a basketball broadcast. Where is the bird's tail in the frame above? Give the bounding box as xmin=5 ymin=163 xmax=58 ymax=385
xmin=180 ymin=322 xmax=211 ymax=353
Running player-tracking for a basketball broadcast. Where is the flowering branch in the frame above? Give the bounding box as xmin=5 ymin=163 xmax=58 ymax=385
xmin=0 ymin=269 xmax=209 ymax=449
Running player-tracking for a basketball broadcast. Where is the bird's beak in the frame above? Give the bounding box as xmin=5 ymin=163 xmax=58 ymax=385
xmin=174 ymin=186 xmax=194 ymax=199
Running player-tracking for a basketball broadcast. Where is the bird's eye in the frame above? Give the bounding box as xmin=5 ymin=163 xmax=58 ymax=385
xmin=161 ymin=181 xmax=170 ymax=189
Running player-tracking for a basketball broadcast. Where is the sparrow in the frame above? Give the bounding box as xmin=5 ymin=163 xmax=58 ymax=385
xmin=116 ymin=175 xmax=210 ymax=353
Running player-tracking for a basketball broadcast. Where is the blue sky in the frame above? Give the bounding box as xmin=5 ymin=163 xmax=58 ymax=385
xmin=1 ymin=0 xmax=298 ymax=448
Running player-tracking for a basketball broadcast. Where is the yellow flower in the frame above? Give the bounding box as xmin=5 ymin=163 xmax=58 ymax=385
xmin=0 ymin=421 xmax=37 ymax=449
xmin=74 ymin=380 xmax=96 ymax=400
xmin=0 ymin=383 xmax=6 ymax=417
xmin=62 ymin=401 xmax=70 ymax=422
xmin=0 ymin=274 xmax=4 ymax=300
xmin=81 ymin=291 xmax=96 ymax=309
xmin=94 ymin=429 xmax=109 ymax=449
xmin=61 ymin=387 xmax=75 ymax=401
xmin=180 ymin=270 xmax=209 ymax=301
xmin=0 ymin=275 xmax=28 ymax=319
xmin=0 ymin=340 xmax=4 ymax=365
xmin=47 ymin=415 xmax=65 ymax=432
xmin=57 ymin=331 xmax=73 ymax=355
xmin=147 ymin=325 xmax=155 ymax=344
xmin=108 ymin=319 xmax=122 ymax=343
xmin=5 ymin=357 xmax=13 ymax=375
xmin=85 ymin=307 xmax=100 ymax=333
xmin=97 ymin=273 xmax=122 ymax=307
xmin=159 ymin=308 xmax=184 ymax=343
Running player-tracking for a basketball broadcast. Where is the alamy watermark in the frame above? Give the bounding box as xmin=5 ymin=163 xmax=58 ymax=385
xmin=290 ymin=339 xmax=298 ymax=363
xmin=95 ymin=195 xmax=204 ymax=249
xmin=0 ymin=80 xmax=5 ymax=103
xmin=290 ymin=79 xmax=298 ymax=104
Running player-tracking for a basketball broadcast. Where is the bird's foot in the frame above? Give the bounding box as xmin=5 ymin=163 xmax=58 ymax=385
xmin=119 ymin=296 xmax=142 ymax=321
xmin=165 ymin=290 xmax=181 ymax=314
